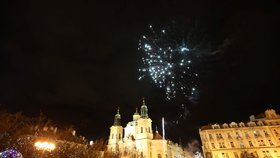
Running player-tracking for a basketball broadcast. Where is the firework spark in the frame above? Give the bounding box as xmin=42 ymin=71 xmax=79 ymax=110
xmin=138 ymin=25 xmax=198 ymax=100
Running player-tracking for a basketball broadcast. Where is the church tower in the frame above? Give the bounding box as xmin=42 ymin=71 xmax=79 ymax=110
xmin=140 ymin=98 xmax=149 ymax=118
xmin=108 ymin=107 xmax=123 ymax=151
xmin=134 ymin=98 xmax=153 ymax=158
xmin=135 ymin=98 xmax=153 ymax=139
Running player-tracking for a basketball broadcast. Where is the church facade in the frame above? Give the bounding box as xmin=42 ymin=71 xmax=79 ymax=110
xmin=107 ymin=99 xmax=190 ymax=158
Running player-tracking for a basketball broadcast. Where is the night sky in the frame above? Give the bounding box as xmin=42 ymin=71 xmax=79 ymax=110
xmin=1 ymin=0 xmax=280 ymax=144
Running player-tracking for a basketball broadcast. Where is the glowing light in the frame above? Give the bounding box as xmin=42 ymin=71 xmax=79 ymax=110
xmin=34 ymin=141 xmax=56 ymax=151
xmin=138 ymin=25 xmax=199 ymax=99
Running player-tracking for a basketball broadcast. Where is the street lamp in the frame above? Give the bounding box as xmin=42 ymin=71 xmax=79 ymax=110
xmin=34 ymin=141 xmax=56 ymax=151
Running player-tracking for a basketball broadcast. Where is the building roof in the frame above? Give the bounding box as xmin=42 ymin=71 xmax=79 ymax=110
xmin=153 ymin=131 xmax=163 ymax=140
xmin=199 ymin=109 xmax=280 ymax=131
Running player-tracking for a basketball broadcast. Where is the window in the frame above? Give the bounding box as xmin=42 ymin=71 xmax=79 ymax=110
xmin=245 ymin=132 xmax=250 ymax=138
xmin=234 ymin=152 xmax=239 ymax=158
xmin=216 ymin=133 xmax=222 ymax=139
xmin=248 ymin=141 xmax=253 ymax=147
xmin=263 ymin=151 xmax=267 ymax=157
xmin=254 ymin=131 xmax=261 ymax=137
xmin=158 ymin=154 xmax=161 ymax=158
xmin=261 ymin=140 xmax=266 ymax=146
xmin=219 ymin=142 xmax=226 ymax=148
xmin=258 ymin=140 xmax=266 ymax=146
xmin=266 ymin=151 xmax=271 ymax=156
xmin=141 ymin=127 xmax=143 ymax=133
xmin=211 ymin=143 xmax=215 ymax=149
xmin=209 ymin=134 xmax=213 ymax=139
xmin=268 ymin=140 xmax=274 ymax=146
xmin=274 ymin=150 xmax=279 ymax=157
xmin=227 ymin=133 xmax=232 ymax=139
xmin=119 ymin=133 xmax=121 ymax=139
xmin=274 ymin=129 xmax=279 ymax=136
xmin=230 ymin=142 xmax=235 ymax=148
xmin=236 ymin=132 xmax=241 ymax=139
xmin=216 ymin=133 xmax=219 ymax=138
xmin=148 ymin=127 xmax=151 ymax=133
xmin=264 ymin=130 xmax=270 ymax=137
xmin=219 ymin=142 xmax=222 ymax=148
xmin=221 ymin=153 xmax=229 ymax=158
xmin=222 ymin=142 xmax=226 ymax=148
xmin=240 ymin=141 xmax=244 ymax=148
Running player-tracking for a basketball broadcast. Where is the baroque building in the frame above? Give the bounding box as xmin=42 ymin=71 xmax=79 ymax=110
xmin=107 ymin=99 xmax=190 ymax=158
xmin=199 ymin=109 xmax=280 ymax=158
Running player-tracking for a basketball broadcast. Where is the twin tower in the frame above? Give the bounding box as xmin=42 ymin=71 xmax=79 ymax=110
xmin=108 ymin=98 xmax=154 ymax=153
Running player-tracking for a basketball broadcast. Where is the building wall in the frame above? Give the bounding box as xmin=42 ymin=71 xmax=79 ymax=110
xmin=199 ymin=109 xmax=280 ymax=158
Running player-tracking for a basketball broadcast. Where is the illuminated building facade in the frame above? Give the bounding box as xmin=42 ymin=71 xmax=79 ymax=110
xmin=107 ymin=99 xmax=190 ymax=158
xmin=199 ymin=109 xmax=280 ymax=158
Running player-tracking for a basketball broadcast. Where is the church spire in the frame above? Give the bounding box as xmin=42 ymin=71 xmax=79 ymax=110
xmin=140 ymin=98 xmax=149 ymax=118
xmin=113 ymin=107 xmax=121 ymax=126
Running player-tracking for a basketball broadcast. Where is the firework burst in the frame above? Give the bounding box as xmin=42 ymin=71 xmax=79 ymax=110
xmin=138 ymin=25 xmax=198 ymax=100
